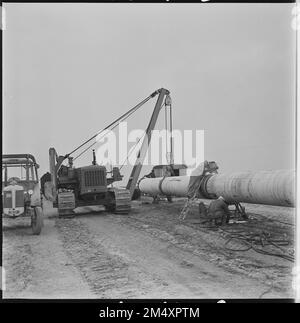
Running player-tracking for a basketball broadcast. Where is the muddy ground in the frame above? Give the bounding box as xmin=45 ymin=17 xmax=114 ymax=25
xmin=2 ymin=197 xmax=295 ymax=299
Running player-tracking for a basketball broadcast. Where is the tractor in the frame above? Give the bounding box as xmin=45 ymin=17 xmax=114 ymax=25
xmin=2 ymin=154 xmax=44 ymax=235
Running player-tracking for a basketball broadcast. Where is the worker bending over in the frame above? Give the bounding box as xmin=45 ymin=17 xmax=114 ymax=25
xmin=207 ymin=196 xmax=231 ymax=226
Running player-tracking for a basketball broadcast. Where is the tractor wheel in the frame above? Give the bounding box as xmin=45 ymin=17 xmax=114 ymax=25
xmin=31 ymin=206 xmax=44 ymax=235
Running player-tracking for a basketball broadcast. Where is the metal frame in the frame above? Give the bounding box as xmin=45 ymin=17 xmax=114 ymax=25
xmin=126 ymin=88 xmax=170 ymax=198
xmin=2 ymin=154 xmax=39 ymax=186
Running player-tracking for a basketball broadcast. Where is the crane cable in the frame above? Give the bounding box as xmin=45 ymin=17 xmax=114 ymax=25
xmin=119 ymin=132 xmax=147 ymax=171
xmin=165 ymin=103 xmax=168 ymax=161
xmin=67 ymin=90 xmax=160 ymax=161
xmin=72 ymin=92 xmax=157 ymax=161
xmin=73 ymin=102 xmax=145 ymax=162
xmin=119 ymin=101 xmax=166 ymax=171
xmin=165 ymin=95 xmax=173 ymax=165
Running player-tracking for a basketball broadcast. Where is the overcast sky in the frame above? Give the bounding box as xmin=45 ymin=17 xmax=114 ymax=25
xmin=3 ymin=3 xmax=296 ymax=184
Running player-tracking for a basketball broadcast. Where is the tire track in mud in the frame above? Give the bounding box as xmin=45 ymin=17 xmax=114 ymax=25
xmin=54 ymin=199 xmax=294 ymax=298
xmin=3 ymin=228 xmax=34 ymax=295
xmin=3 ymin=218 xmax=96 ymax=299
xmin=121 ymin=203 xmax=294 ymax=296
xmin=5 ymin=244 xmax=34 ymax=292
xmin=55 ymin=217 xmax=142 ymax=298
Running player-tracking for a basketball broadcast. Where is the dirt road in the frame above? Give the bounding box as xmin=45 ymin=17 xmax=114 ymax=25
xmin=2 ymin=198 xmax=295 ymax=299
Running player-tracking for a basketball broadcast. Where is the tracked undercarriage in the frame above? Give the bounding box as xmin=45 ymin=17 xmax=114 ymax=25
xmin=56 ymin=188 xmax=131 ymax=217
xmin=109 ymin=188 xmax=131 ymax=214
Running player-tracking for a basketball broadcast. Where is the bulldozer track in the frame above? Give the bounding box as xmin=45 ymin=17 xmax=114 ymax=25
xmin=111 ymin=188 xmax=131 ymax=214
xmin=55 ymin=217 xmax=149 ymax=297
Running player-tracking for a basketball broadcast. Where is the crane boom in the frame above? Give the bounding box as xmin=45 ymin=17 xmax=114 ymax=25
xmin=47 ymin=88 xmax=172 ymax=207
xmin=126 ymin=88 xmax=170 ymax=198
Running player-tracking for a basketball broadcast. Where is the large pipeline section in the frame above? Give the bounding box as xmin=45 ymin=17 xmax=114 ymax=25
xmin=139 ymin=169 xmax=295 ymax=207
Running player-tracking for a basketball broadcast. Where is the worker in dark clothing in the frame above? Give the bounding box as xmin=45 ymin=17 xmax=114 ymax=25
xmin=207 ymin=196 xmax=231 ymax=226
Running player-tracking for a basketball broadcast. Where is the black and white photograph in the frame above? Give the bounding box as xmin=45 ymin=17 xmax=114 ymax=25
xmin=1 ymin=1 xmax=297 ymax=305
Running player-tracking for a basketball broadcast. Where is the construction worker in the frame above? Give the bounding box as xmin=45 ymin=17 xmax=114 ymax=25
xmin=207 ymin=196 xmax=231 ymax=226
